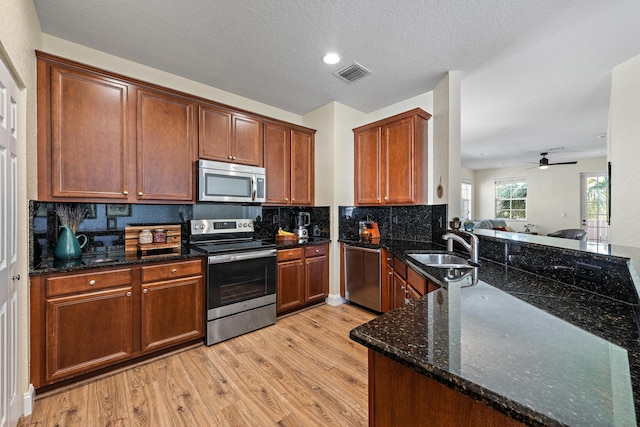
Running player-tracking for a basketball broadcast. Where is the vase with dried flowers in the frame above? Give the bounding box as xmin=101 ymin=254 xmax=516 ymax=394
xmin=53 ymin=204 xmax=88 ymax=260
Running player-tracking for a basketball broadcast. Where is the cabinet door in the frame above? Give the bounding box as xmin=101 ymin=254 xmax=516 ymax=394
xmin=264 ymin=123 xmax=291 ymax=204
xmin=305 ymin=254 xmax=328 ymax=304
xmin=232 ymin=114 xmax=263 ymax=166
xmin=290 ymin=129 xmax=314 ymax=205
xmin=391 ymin=270 xmax=407 ymax=310
xmin=354 ymin=126 xmax=382 ymax=205
xmin=141 ymin=276 xmax=204 ymax=352
xmin=382 ymin=117 xmax=415 ymax=204
xmin=48 ymin=65 xmax=130 ymax=200
xmin=277 ymin=259 xmax=304 ymax=314
xmin=45 ymin=287 xmax=133 ymax=383
xmin=136 ymin=88 xmax=195 ymax=201
xmin=198 ymin=105 xmax=232 ymax=161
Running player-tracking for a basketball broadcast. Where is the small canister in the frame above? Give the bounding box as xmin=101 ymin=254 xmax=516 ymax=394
xmin=153 ymin=229 xmax=167 ymax=243
xmin=138 ymin=229 xmax=153 ymax=245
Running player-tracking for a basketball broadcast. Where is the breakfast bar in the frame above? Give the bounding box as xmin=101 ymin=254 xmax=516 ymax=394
xmin=350 ymin=236 xmax=640 ymax=426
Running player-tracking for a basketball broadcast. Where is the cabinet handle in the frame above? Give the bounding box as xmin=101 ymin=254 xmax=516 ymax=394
xmin=172 ymin=268 xmax=177 ymax=273
xmin=285 ymin=197 xmax=288 ymax=202
xmin=126 ymin=291 xmax=132 ymax=297
xmin=89 ymin=279 xmax=96 ymax=286
xmin=143 ymin=289 xmax=148 ymax=294
xmin=138 ymin=192 xmax=144 ymax=196
xmin=292 ymin=199 xmax=295 ymax=202
xmin=232 ymin=156 xmax=237 ymax=160
xmin=388 ymin=272 xmax=393 ymax=276
xmin=300 ymin=263 xmax=303 ymax=266
xmin=384 ymin=197 xmax=388 ymax=201
xmin=228 ymin=155 xmax=232 ymax=159
xmin=315 ymin=249 xmax=319 ymax=253
xmin=123 ymin=191 xmax=128 ymax=195
xmin=11 ymin=275 xmax=20 ymax=281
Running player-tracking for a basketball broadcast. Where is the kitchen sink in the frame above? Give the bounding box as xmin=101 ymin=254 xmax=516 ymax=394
xmin=407 ymin=253 xmax=478 ymax=269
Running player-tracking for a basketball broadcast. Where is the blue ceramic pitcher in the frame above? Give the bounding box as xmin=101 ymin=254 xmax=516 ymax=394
xmin=53 ymin=226 xmax=88 ymax=260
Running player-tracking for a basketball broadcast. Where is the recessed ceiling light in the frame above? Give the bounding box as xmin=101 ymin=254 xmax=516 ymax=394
xmin=323 ymin=53 xmax=340 ymax=65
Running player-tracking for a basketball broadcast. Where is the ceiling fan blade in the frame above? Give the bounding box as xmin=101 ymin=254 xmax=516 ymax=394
xmin=548 ymin=161 xmax=578 ymax=165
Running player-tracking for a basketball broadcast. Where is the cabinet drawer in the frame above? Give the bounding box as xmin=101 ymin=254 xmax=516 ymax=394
xmin=278 ymin=248 xmax=303 ymax=262
xmin=305 ymin=244 xmax=327 ymax=258
xmin=141 ymin=259 xmax=202 ymax=283
xmin=46 ymin=268 xmax=133 ymax=297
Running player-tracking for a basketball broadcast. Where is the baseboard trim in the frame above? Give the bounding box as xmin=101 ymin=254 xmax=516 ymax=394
xmin=23 ymin=384 xmax=35 ymax=416
xmin=325 ymin=294 xmax=345 ymax=307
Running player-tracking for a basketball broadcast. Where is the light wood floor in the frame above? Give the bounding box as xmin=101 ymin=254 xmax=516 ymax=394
xmin=18 ymin=303 xmax=375 ymax=427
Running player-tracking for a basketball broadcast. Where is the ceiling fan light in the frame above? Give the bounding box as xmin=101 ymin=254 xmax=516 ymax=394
xmin=539 ymin=165 xmax=549 ymax=170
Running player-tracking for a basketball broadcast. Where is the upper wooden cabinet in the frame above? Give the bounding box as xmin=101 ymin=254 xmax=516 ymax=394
xmin=37 ymin=52 xmax=316 ymax=204
xmin=136 ymin=87 xmax=195 ymax=202
xmin=353 ymin=108 xmax=431 ymax=206
xmin=263 ymin=122 xmax=315 ymax=206
xmin=198 ymin=104 xmax=263 ymax=166
xmin=37 ymin=52 xmax=196 ymax=203
xmin=38 ymin=59 xmax=132 ymax=201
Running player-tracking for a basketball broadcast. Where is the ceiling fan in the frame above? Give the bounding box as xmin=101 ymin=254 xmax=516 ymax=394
xmin=537 ymin=152 xmax=577 ymax=169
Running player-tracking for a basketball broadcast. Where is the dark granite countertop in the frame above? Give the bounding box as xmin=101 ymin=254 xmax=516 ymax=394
xmin=346 ymin=238 xmax=640 ymax=427
xmin=30 ymin=238 xmax=332 ymax=276
xmin=29 ymin=246 xmax=206 ymax=276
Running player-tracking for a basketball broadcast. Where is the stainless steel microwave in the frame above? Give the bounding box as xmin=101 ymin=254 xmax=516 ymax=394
xmin=198 ymin=159 xmax=266 ymax=203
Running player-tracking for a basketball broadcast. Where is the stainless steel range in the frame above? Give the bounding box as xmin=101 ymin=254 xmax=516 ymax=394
xmin=189 ymin=218 xmax=277 ymax=345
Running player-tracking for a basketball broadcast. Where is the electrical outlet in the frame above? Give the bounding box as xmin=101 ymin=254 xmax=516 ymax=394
xmin=575 ymin=262 xmax=602 ymax=284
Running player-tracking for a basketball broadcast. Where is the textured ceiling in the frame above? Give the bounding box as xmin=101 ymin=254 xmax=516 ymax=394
xmin=33 ymin=0 xmax=640 ymax=169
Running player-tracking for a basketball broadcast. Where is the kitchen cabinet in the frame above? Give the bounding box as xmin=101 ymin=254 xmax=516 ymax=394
xmin=37 ymin=58 xmax=131 ymax=201
xmin=264 ymin=122 xmax=315 ymax=206
xmin=30 ymin=258 xmax=205 ymax=388
xmin=198 ymin=104 xmax=263 ymax=166
xmin=136 ymin=87 xmax=195 ymax=202
xmin=304 ymin=245 xmax=329 ymax=304
xmin=385 ymin=255 xmax=438 ymax=311
xmin=368 ymin=350 xmax=526 ymax=427
xmin=140 ymin=261 xmax=205 ymax=352
xmin=353 ymin=108 xmax=431 ymax=206
xmin=42 ymin=268 xmax=134 ymax=384
xmin=37 ymin=52 xmax=196 ymax=203
xmin=276 ymin=243 xmax=329 ymax=315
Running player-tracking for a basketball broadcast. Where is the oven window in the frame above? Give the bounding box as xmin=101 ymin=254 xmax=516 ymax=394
xmin=208 ymin=256 xmax=276 ymax=308
xmin=205 ymin=173 xmax=252 ymax=197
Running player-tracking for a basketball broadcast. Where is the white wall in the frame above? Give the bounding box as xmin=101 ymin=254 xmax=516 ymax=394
xmin=0 ymin=0 xmax=42 ymax=415
xmin=474 ymin=157 xmax=606 ymax=235
xmin=609 ymin=53 xmax=640 ymax=247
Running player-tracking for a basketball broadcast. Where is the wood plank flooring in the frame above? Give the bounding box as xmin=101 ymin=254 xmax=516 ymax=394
xmin=18 ymin=303 xmax=375 ymax=427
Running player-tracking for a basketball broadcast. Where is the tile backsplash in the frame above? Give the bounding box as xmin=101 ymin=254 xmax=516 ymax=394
xmin=338 ymin=204 xmax=447 ymax=243
xmin=30 ymin=201 xmax=331 ymax=269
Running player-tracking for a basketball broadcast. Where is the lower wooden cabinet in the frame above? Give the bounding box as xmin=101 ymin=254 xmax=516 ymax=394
xmin=368 ymin=350 xmax=526 ymax=426
xmin=140 ymin=261 xmax=204 ymax=353
xmin=30 ymin=258 xmax=205 ymax=388
xmin=385 ymin=255 xmax=439 ymax=312
xmin=276 ymin=244 xmax=329 ymax=315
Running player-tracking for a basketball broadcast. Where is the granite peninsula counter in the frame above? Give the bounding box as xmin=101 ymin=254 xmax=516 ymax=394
xmin=347 ymin=237 xmax=640 ymax=426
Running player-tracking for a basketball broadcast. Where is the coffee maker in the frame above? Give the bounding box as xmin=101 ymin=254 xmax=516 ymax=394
xmin=294 ymin=212 xmax=310 ymax=241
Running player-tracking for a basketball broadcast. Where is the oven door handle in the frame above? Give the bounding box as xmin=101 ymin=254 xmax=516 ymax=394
xmin=208 ymin=249 xmax=277 ymax=264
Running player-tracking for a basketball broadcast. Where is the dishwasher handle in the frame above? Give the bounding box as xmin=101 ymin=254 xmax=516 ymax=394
xmin=344 ymin=245 xmax=381 ymax=254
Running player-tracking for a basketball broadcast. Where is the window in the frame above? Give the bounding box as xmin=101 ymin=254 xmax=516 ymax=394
xmin=495 ymin=178 xmax=527 ymax=220
xmin=461 ymin=180 xmax=472 ymax=220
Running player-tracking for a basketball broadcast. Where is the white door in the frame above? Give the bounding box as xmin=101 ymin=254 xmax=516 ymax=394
xmin=580 ymin=172 xmax=608 ymax=243
xmin=0 ymin=57 xmax=20 ymax=427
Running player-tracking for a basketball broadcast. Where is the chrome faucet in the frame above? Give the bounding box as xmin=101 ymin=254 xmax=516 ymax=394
xmin=443 ymin=230 xmax=479 ymax=264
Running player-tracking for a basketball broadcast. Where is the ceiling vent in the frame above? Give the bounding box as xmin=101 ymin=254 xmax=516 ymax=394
xmin=334 ymin=62 xmax=371 ymax=83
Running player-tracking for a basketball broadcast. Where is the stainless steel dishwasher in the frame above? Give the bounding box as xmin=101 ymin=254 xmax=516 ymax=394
xmin=344 ymin=245 xmax=382 ymax=312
